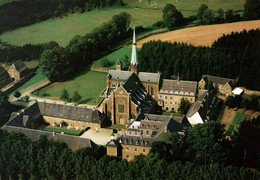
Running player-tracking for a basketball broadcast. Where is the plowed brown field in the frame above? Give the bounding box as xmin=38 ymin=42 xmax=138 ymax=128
xmin=137 ymin=20 xmax=260 ymax=47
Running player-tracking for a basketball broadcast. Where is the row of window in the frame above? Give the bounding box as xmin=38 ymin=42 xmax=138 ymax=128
xmin=126 ymin=147 xmax=146 ymax=152
xmin=140 ymin=130 xmax=149 ymax=136
xmin=160 ymin=95 xmax=193 ymax=101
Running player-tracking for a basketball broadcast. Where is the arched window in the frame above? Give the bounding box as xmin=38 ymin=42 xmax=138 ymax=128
xmin=151 ymin=86 xmax=154 ymax=95
xmin=118 ymin=100 xmax=125 ymax=113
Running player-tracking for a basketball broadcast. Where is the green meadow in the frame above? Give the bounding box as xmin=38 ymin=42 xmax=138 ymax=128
xmin=0 ymin=0 xmax=245 ymax=47
xmin=0 ymin=0 xmax=19 ymax=6
xmin=94 ymin=47 xmax=132 ymax=68
xmin=0 ymin=7 xmax=163 ymax=47
xmin=36 ymin=70 xmax=107 ymax=104
xmin=125 ymin=0 xmax=245 ymax=12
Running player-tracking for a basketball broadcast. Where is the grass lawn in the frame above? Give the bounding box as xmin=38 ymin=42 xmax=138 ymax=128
xmin=9 ymin=68 xmax=46 ymax=95
xmin=39 ymin=126 xmax=82 ymax=136
xmin=109 ymin=124 xmax=126 ymax=129
xmin=0 ymin=7 xmax=163 ymax=47
xmin=232 ymin=112 xmax=249 ymax=125
xmin=226 ymin=124 xmax=239 ymax=135
xmin=162 ymin=111 xmax=183 ymax=117
xmin=94 ymin=47 xmax=132 ymax=68
xmin=36 ymin=70 xmax=107 ymax=104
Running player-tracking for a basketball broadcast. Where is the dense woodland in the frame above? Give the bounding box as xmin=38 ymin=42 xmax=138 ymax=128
xmin=0 ymin=0 xmax=124 ymax=34
xmin=39 ymin=12 xmax=132 ymax=81
xmin=0 ymin=119 xmax=259 ymax=179
xmin=139 ymin=29 xmax=260 ymax=90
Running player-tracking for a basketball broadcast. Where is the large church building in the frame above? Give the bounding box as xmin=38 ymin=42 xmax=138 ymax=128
xmin=100 ymin=27 xmax=198 ymax=125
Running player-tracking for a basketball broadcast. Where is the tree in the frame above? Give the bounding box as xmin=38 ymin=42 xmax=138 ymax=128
xmin=14 ymin=91 xmax=21 ymax=99
xmin=225 ymin=9 xmax=235 ymax=23
xmin=215 ymin=8 xmax=224 ymax=23
xmin=197 ymin=4 xmax=208 ymax=24
xmin=39 ymin=46 xmax=69 ymax=82
xmin=203 ymin=9 xmax=215 ymax=24
xmin=185 ymin=121 xmax=230 ymax=164
xmin=244 ymin=0 xmax=260 ymax=20
xmin=162 ymin=4 xmax=183 ymax=29
xmin=0 ymin=91 xmax=9 ymax=113
xmin=231 ymin=116 xmax=260 ymax=168
xmin=72 ymin=91 xmax=81 ymax=103
xmin=178 ymin=98 xmax=191 ymax=115
xmin=225 ymin=95 xmax=242 ymax=108
xmin=60 ymin=89 xmax=69 ymax=101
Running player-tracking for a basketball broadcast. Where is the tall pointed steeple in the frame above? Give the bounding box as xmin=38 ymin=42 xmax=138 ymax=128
xmin=130 ymin=26 xmax=138 ymax=72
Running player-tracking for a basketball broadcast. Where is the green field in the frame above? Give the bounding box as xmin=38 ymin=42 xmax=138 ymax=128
xmin=94 ymin=47 xmax=132 ymax=68
xmin=125 ymin=0 xmax=245 ymax=12
xmin=232 ymin=112 xmax=249 ymax=125
xmin=0 ymin=7 xmax=163 ymax=47
xmin=39 ymin=126 xmax=82 ymax=136
xmin=0 ymin=0 xmax=245 ymax=47
xmin=36 ymin=70 xmax=107 ymax=104
xmin=10 ymin=68 xmax=46 ymax=95
xmin=226 ymin=124 xmax=239 ymax=135
xmin=0 ymin=0 xmax=19 ymax=6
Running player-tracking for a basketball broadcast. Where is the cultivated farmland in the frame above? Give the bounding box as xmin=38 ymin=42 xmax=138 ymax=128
xmin=137 ymin=20 xmax=260 ymax=47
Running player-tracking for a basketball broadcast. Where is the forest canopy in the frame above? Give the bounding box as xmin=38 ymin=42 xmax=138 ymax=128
xmin=139 ymin=29 xmax=260 ymax=90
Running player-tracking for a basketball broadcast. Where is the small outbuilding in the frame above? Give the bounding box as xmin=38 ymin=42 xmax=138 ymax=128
xmin=232 ymin=87 xmax=244 ymax=96
xmin=8 ymin=60 xmax=29 ymax=81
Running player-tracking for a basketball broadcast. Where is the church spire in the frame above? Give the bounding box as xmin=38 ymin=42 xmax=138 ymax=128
xmin=130 ymin=26 xmax=138 ymax=72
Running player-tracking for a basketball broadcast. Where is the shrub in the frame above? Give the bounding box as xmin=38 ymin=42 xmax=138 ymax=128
xmin=100 ymin=58 xmax=111 ymax=67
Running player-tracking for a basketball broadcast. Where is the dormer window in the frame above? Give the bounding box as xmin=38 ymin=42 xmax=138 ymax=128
xmin=145 ymin=142 xmax=149 ymax=146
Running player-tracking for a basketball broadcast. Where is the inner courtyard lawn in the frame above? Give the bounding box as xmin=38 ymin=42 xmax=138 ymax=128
xmin=36 ymin=70 xmax=107 ymax=104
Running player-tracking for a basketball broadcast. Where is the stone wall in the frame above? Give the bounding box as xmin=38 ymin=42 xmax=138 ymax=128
xmin=121 ymin=144 xmax=151 ymax=161
xmin=107 ymin=146 xmax=118 ymax=157
xmin=43 ymin=116 xmax=101 ymax=130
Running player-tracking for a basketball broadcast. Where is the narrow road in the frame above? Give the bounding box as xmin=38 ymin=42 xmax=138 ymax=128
xmin=9 ymin=78 xmax=51 ymax=102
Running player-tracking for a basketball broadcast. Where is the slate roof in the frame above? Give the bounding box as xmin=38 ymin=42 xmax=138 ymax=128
xmin=108 ymin=70 xmax=160 ymax=84
xmin=138 ymin=72 xmax=161 ymax=84
xmin=0 ymin=66 xmax=11 ymax=88
xmin=106 ymin=138 xmax=121 ymax=147
xmin=109 ymin=70 xmax=133 ymax=81
xmin=202 ymin=75 xmax=235 ymax=86
xmin=2 ymin=125 xmax=95 ymax=151
xmin=38 ymin=102 xmax=103 ymax=124
xmin=116 ymin=59 xmax=122 ymax=65
xmin=6 ymin=102 xmax=104 ymax=129
xmin=9 ymin=60 xmax=28 ymax=73
xmin=123 ymin=73 xmax=153 ymax=113
xmin=159 ymin=79 xmax=197 ymax=96
xmin=186 ymin=91 xmax=216 ymax=120
xmin=119 ymin=136 xmax=154 ymax=147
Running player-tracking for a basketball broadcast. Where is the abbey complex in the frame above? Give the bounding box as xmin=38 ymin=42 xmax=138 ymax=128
xmin=2 ymin=28 xmax=241 ymax=161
